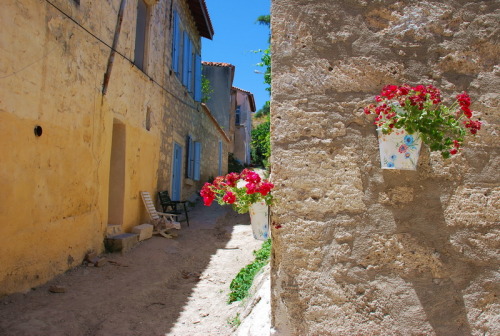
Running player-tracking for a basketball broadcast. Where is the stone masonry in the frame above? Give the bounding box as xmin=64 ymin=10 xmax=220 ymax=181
xmin=270 ymin=0 xmax=499 ymax=335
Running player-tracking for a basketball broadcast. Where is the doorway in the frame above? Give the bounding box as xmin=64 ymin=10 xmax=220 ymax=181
xmin=107 ymin=121 xmax=126 ymax=226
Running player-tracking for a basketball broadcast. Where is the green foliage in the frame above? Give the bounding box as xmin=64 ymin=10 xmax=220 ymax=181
xmin=256 ymin=47 xmax=271 ymax=93
xmin=256 ymin=15 xmax=270 ymax=26
xmin=251 ymin=116 xmax=271 ymax=168
xmin=228 ymin=239 xmax=271 ymax=303
xmin=254 ymin=100 xmax=270 ymax=119
xmin=201 ymin=74 xmax=213 ymax=103
xmin=251 ymin=14 xmax=272 ymax=167
xmin=227 ymin=313 xmax=241 ymax=328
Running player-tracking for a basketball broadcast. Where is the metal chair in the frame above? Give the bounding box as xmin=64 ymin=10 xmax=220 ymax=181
xmin=158 ymin=190 xmax=190 ymax=226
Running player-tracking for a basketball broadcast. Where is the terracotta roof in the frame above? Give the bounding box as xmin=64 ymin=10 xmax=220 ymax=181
xmin=187 ymin=0 xmax=214 ymax=40
xmin=202 ymin=61 xmax=235 ymax=68
xmin=232 ymin=86 xmax=256 ymax=112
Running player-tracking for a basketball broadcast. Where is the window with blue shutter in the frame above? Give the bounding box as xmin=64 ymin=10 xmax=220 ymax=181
xmin=182 ymin=32 xmax=191 ymax=87
xmin=235 ymin=105 xmax=241 ymax=125
xmin=186 ymin=135 xmax=194 ymax=178
xmin=171 ymin=11 xmax=180 ymax=75
xmin=194 ymin=53 xmax=202 ymax=101
xmin=194 ymin=142 xmax=201 ymax=181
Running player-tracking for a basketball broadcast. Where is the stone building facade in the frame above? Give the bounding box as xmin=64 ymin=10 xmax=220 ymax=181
xmin=270 ymin=0 xmax=499 ymax=335
xmin=233 ymin=87 xmax=256 ymax=165
xmin=0 ymin=0 xmax=227 ymax=295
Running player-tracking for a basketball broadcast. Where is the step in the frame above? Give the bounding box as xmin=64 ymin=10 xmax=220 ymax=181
xmin=104 ymin=233 xmax=139 ymax=253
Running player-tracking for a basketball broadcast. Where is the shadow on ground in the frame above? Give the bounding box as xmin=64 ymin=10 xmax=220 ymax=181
xmin=0 ymin=201 xmax=252 ymax=336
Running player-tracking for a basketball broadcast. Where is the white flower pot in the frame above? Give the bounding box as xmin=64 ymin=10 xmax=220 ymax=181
xmin=377 ymin=128 xmax=422 ymax=170
xmin=249 ymin=201 xmax=270 ymax=241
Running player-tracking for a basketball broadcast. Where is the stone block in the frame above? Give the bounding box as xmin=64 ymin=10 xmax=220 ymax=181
xmin=132 ymin=224 xmax=154 ymax=241
xmin=105 ymin=233 xmax=138 ymax=253
xmin=106 ymin=225 xmax=122 ymax=237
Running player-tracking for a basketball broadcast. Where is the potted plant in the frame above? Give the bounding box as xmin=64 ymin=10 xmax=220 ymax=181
xmin=364 ymin=84 xmax=482 ymax=169
xmin=200 ymin=169 xmax=274 ymax=240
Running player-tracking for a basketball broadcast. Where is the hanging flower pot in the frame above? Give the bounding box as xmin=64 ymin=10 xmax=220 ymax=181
xmin=364 ymin=84 xmax=482 ymax=163
xmin=248 ymin=200 xmax=270 ymax=241
xmin=377 ymin=128 xmax=422 ymax=170
xmin=200 ymin=168 xmax=274 ymax=240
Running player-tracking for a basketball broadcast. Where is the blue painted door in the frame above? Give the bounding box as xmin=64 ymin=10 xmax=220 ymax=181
xmin=172 ymin=143 xmax=182 ymax=201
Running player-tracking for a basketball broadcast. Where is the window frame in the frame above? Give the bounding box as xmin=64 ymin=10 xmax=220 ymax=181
xmin=134 ymin=0 xmax=150 ymax=71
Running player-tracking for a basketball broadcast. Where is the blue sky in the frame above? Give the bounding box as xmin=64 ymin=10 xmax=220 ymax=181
xmin=202 ymin=0 xmax=271 ymax=111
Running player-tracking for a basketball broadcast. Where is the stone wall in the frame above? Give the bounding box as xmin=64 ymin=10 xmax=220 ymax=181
xmin=0 ymin=0 xmax=224 ymax=295
xmin=270 ymin=0 xmax=499 ymax=335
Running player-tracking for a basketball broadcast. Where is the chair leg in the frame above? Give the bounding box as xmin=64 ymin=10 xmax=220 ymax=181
xmin=183 ymin=203 xmax=189 ymax=226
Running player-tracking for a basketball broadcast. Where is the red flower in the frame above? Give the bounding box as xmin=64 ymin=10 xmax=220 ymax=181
xmin=222 ymin=191 xmax=236 ymax=204
xmin=464 ymin=119 xmax=481 ymax=135
xmin=258 ymin=182 xmax=274 ymax=196
xmin=381 ymin=85 xmax=398 ymax=99
xmin=245 ymin=171 xmax=261 ymax=184
xmin=398 ymin=144 xmax=408 ymax=153
xmin=200 ymin=183 xmax=216 ymax=206
xmin=245 ymin=182 xmax=258 ymax=194
xmin=449 ymin=148 xmax=458 ymax=155
xmin=456 ymin=92 xmax=471 ymax=108
xmin=203 ymin=196 xmax=214 ymax=206
xmin=225 ymin=172 xmax=240 ymax=187
xmin=461 ymin=106 xmax=473 ymax=119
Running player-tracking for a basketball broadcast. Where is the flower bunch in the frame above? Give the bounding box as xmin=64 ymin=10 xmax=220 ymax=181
xmin=364 ymin=84 xmax=481 ymax=158
xmin=200 ymin=169 xmax=274 ymax=214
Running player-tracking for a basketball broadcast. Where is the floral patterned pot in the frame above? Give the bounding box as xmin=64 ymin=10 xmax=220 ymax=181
xmin=249 ymin=201 xmax=270 ymax=240
xmin=377 ymin=128 xmax=422 ymax=170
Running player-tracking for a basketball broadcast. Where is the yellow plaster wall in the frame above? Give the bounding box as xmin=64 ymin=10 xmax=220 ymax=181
xmin=0 ymin=0 xmax=162 ymax=295
xmin=1 ymin=0 xmax=224 ymax=296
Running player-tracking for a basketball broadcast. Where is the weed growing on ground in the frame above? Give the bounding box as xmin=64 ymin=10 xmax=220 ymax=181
xmin=228 ymin=239 xmax=271 ymax=303
xmin=227 ymin=313 xmax=241 ymax=328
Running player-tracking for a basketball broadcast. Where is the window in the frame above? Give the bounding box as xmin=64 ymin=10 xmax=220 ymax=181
xmin=171 ymin=10 xmax=181 ymax=75
xmin=186 ymin=136 xmax=201 ymax=180
xmin=235 ymin=105 xmax=241 ymax=125
xmin=171 ymin=10 xmax=202 ymax=101
xmin=134 ymin=0 xmax=149 ymax=71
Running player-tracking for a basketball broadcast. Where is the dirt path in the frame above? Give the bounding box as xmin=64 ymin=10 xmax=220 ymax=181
xmin=0 ymin=202 xmax=266 ymax=336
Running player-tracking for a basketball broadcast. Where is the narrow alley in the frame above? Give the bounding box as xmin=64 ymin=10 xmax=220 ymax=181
xmin=0 ymin=202 xmax=268 ymax=336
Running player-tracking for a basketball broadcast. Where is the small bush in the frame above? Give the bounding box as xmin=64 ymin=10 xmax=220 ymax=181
xmin=228 ymin=239 xmax=271 ymax=303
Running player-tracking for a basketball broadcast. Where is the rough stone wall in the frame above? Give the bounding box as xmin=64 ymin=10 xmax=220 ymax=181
xmin=270 ymin=0 xmax=499 ymax=335
xmin=0 ymin=0 xmax=223 ymax=295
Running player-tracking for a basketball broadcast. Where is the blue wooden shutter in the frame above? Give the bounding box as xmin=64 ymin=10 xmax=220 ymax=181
xmin=172 ymin=143 xmax=182 ymax=201
xmin=182 ymin=32 xmax=191 ymax=87
xmin=186 ymin=135 xmax=193 ymax=178
xmin=194 ymin=53 xmax=202 ymax=101
xmin=194 ymin=142 xmax=201 ymax=181
xmin=172 ymin=11 xmax=180 ymax=74
xmin=187 ymin=46 xmax=193 ymax=93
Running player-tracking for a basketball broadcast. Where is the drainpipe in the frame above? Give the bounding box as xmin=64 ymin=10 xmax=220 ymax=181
xmin=102 ymin=0 xmax=127 ymax=95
